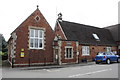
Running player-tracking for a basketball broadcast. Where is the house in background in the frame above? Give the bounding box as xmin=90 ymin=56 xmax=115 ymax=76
xmin=8 ymin=7 xmax=55 ymax=67
xmin=53 ymin=13 xmax=117 ymax=65
xmin=105 ymin=24 xmax=120 ymax=54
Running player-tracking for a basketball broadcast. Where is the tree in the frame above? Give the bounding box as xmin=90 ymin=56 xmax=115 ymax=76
xmin=0 ymin=34 xmax=8 ymax=60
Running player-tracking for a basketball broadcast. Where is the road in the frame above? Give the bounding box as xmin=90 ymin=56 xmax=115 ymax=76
xmin=2 ymin=63 xmax=119 ymax=78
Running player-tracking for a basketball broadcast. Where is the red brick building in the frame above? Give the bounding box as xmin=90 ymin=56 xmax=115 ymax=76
xmin=105 ymin=24 xmax=120 ymax=54
xmin=53 ymin=13 xmax=117 ymax=64
xmin=8 ymin=8 xmax=118 ymax=67
xmin=8 ymin=7 xmax=55 ymax=67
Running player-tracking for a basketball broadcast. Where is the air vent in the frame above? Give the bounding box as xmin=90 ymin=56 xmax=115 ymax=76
xmin=35 ymin=15 xmax=40 ymax=22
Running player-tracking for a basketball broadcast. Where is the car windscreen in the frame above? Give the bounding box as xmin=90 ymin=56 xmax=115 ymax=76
xmin=105 ymin=52 xmax=115 ymax=55
xmin=97 ymin=52 xmax=105 ymax=55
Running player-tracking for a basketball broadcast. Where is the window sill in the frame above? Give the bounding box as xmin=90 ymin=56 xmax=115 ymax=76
xmin=29 ymin=48 xmax=44 ymax=50
xmin=82 ymin=54 xmax=90 ymax=56
xmin=65 ymin=58 xmax=74 ymax=59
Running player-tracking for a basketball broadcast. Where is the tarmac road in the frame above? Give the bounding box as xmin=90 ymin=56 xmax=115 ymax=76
xmin=2 ymin=62 xmax=119 ymax=78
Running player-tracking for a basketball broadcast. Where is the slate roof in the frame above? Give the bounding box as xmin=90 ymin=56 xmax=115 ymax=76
xmin=105 ymin=24 xmax=120 ymax=42
xmin=59 ymin=20 xmax=116 ymax=46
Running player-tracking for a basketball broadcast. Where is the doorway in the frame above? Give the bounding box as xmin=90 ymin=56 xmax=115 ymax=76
xmin=54 ymin=49 xmax=59 ymax=65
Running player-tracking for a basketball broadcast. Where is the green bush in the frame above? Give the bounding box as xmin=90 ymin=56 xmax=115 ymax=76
xmin=0 ymin=52 xmax=7 ymax=56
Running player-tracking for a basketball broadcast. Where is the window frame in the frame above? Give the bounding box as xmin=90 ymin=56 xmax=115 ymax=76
xmin=65 ymin=46 xmax=73 ymax=59
xmin=118 ymin=45 xmax=120 ymax=49
xmin=106 ymin=47 xmax=112 ymax=52
xmin=82 ymin=46 xmax=90 ymax=56
xmin=29 ymin=28 xmax=44 ymax=49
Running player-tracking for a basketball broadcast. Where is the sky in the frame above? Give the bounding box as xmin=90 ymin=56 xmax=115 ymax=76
xmin=0 ymin=0 xmax=120 ymax=41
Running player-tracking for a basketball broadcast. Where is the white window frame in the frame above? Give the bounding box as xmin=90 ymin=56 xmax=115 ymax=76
xmin=82 ymin=46 xmax=90 ymax=56
xmin=29 ymin=28 xmax=44 ymax=49
xmin=118 ymin=45 xmax=120 ymax=49
xmin=106 ymin=47 xmax=111 ymax=52
xmin=65 ymin=46 xmax=73 ymax=59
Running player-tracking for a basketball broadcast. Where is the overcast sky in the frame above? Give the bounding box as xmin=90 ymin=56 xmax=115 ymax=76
xmin=0 ymin=0 xmax=120 ymax=41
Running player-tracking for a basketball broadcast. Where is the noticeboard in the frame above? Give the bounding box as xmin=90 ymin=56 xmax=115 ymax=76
xmin=20 ymin=52 xmax=24 ymax=57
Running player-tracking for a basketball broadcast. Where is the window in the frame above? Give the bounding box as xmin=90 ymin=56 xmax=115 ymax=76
xmin=29 ymin=29 xmax=44 ymax=49
xmin=92 ymin=33 xmax=100 ymax=40
xmin=82 ymin=46 xmax=90 ymax=56
xmin=65 ymin=47 xmax=73 ymax=59
xmin=106 ymin=47 xmax=111 ymax=52
xmin=118 ymin=45 xmax=120 ymax=49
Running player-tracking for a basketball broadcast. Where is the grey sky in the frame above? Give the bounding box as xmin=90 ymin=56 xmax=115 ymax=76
xmin=0 ymin=0 xmax=119 ymax=41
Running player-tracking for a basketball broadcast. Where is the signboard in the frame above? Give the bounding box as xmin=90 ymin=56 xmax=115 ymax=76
xmin=77 ymin=52 xmax=79 ymax=55
xmin=21 ymin=48 xmax=24 ymax=51
xmin=66 ymin=42 xmax=72 ymax=46
xmin=20 ymin=52 xmax=24 ymax=57
xmin=20 ymin=48 xmax=25 ymax=57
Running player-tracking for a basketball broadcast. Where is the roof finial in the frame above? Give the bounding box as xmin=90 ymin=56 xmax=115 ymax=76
xmin=37 ymin=5 xmax=39 ymax=9
xmin=58 ymin=13 xmax=62 ymax=22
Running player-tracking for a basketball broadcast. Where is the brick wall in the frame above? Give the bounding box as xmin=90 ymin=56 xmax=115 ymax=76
xmin=78 ymin=45 xmax=117 ymax=62
xmin=60 ymin=41 xmax=78 ymax=64
xmin=10 ymin=9 xmax=55 ymax=66
xmin=117 ymin=41 xmax=120 ymax=54
xmin=54 ymin=21 xmax=67 ymax=40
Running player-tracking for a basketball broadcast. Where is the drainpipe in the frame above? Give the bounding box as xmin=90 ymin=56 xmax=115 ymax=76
xmin=12 ymin=58 xmax=14 ymax=68
xmin=76 ymin=41 xmax=79 ymax=64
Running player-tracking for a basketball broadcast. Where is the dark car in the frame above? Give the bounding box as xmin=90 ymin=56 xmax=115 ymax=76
xmin=95 ymin=52 xmax=120 ymax=64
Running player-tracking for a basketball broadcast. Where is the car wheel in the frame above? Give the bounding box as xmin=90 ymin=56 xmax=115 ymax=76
xmin=106 ymin=59 xmax=111 ymax=64
xmin=117 ymin=58 xmax=120 ymax=63
xmin=95 ymin=61 xmax=99 ymax=64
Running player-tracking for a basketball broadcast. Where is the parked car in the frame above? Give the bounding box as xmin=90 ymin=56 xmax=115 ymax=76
xmin=95 ymin=52 xmax=120 ymax=64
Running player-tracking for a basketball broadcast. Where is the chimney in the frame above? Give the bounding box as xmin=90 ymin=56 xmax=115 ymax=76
xmin=58 ymin=13 xmax=62 ymax=22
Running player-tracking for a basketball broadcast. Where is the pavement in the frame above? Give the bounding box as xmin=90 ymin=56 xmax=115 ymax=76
xmin=2 ymin=60 xmax=95 ymax=70
xmin=20 ymin=62 xmax=95 ymax=70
